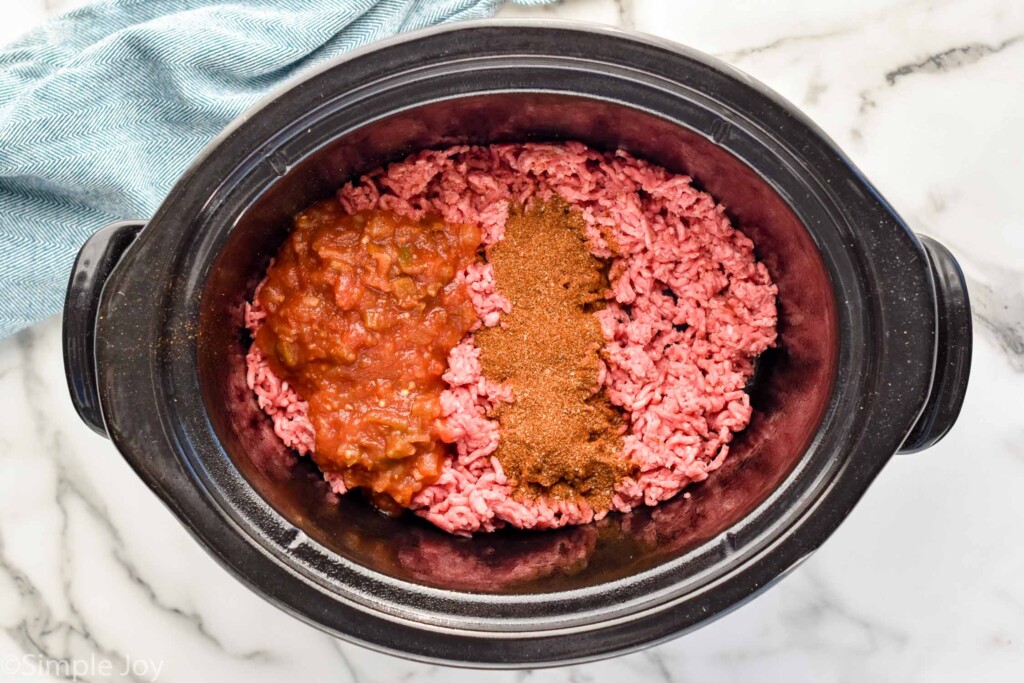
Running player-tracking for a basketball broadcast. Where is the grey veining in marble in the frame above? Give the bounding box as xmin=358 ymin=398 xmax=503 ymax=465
xmin=1 ymin=0 xmax=1022 ymax=681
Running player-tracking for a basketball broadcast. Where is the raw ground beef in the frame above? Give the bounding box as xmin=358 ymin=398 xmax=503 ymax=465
xmin=244 ymin=142 xmax=778 ymax=536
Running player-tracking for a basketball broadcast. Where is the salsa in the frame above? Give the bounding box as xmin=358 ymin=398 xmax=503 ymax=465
xmin=255 ymin=202 xmax=482 ymax=509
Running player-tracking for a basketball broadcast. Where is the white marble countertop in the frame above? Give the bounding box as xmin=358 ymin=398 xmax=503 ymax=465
xmin=2 ymin=0 xmax=1022 ymax=681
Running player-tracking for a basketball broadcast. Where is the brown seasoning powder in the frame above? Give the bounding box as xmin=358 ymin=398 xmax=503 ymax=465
xmin=475 ymin=200 xmax=629 ymax=510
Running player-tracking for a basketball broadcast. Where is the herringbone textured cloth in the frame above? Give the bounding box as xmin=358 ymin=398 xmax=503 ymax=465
xmin=0 ymin=0 xmax=550 ymax=338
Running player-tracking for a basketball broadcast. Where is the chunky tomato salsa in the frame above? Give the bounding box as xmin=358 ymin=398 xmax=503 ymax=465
xmin=255 ymin=203 xmax=482 ymax=509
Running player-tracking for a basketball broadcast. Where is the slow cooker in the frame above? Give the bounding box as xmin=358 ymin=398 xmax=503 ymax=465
xmin=62 ymin=22 xmax=972 ymax=666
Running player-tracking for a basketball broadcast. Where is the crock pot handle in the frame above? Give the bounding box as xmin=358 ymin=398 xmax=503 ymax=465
xmin=63 ymin=220 xmax=146 ymax=437
xmin=898 ymin=235 xmax=972 ymax=453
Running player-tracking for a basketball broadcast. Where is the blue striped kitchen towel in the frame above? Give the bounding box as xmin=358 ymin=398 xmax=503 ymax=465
xmin=0 ymin=0 xmax=551 ymax=338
